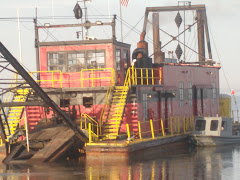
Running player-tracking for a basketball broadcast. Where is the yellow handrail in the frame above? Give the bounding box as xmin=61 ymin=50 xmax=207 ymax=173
xmin=81 ymin=114 xmax=99 ymax=137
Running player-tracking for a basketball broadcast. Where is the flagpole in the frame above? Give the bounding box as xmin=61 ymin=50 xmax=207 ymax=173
xmin=119 ymin=0 xmax=123 ymax=42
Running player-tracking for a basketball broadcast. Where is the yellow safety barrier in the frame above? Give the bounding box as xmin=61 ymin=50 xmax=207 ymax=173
xmin=29 ymin=68 xmax=115 ymax=88
xmin=81 ymin=114 xmax=99 ymax=137
xmin=89 ymin=123 xmax=92 ymax=143
xmin=126 ymin=124 xmax=130 ymax=140
xmin=29 ymin=70 xmax=62 ymax=88
xmin=150 ymin=119 xmax=155 ymax=139
xmin=161 ymin=119 xmax=165 ymax=136
xmin=138 ymin=121 xmax=142 ymax=140
xmin=124 ymin=67 xmax=162 ymax=87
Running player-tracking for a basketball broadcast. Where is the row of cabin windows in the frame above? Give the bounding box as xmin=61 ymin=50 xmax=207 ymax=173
xmin=179 ymin=82 xmax=217 ymax=107
xmin=47 ymin=50 xmax=105 ymax=72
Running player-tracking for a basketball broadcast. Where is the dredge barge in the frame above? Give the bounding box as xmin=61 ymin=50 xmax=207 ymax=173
xmin=0 ymin=3 xmax=222 ymax=163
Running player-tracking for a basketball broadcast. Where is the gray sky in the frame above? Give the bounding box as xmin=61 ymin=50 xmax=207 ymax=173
xmin=0 ymin=0 xmax=239 ymax=94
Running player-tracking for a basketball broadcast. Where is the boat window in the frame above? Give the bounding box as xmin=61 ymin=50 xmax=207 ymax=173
xmin=83 ymin=97 xmax=93 ymax=108
xmin=188 ymin=82 xmax=192 ymax=106
xmin=47 ymin=50 xmax=106 ymax=72
xmin=179 ymin=82 xmax=184 ymax=106
xmin=116 ymin=49 xmax=121 ymax=71
xmin=210 ymin=120 xmax=219 ymax=131
xmin=86 ymin=51 xmax=105 ymax=69
xmin=195 ymin=120 xmax=206 ymax=131
xmin=48 ymin=52 xmax=66 ymax=72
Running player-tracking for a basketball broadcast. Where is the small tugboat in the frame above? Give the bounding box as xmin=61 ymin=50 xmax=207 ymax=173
xmin=189 ymin=117 xmax=240 ymax=146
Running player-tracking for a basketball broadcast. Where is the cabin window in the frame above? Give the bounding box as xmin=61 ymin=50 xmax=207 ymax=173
xmin=86 ymin=51 xmax=105 ymax=69
xmin=116 ymin=49 xmax=121 ymax=70
xmin=143 ymin=94 xmax=148 ymax=121
xmin=212 ymin=83 xmax=216 ymax=105
xmin=83 ymin=97 xmax=93 ymax=108
xmin=48 ymin=52 xmax=66 ymax=72
xmin=47 ymin=50 xmax=106 ymax=72
xmin=68 ymin=52 xmax=85 ymax=71
xmin=195 ymin=120 xmax=206 ymax=131
xmin=188 ymin=82 xmax=192 ymax=106
xmin=210 ymin=120 xmax=219 ymax=131
xmin=123 ymin=50 xmax=129 ymax=69
xmin=179 ymin=82 xmax=184 ymax=106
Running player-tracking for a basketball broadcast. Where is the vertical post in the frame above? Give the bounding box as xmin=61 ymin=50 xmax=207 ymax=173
xmin=85 ymin=116 xmax=87 ymax=130
xmin=170 ymin=117 xmax=173 ymax=136
xmin=174 ymin=117 xmax=177 ymax=132
xmin=161 ymin=119 xmax=165 ymax=136
xmin=126 ymin=123 xmax=130 ymax=141
xmin=34 ymin=11 xmax=40 ymax=80
xmin=141 ymin=69 xmax=143 ymax=85
xmin=152 ymin=69 xmax=154 ymax=85
xmin=24 ymin=107 xmax=30 ymax=152
xmin=17 ymin=8 xmax=22 ymax=64
xmin=88 ymin=123 xmax=91 ymax=143
xmin=119 ymin=0 xmax=123 ymax=42
xmin=197 ymin=9 xmax=205 ymax=64
xmin=178 ymin=116 xmax=180 ymax=133
xmin=183 ymin=116 xmax=186 ymax=134
xmin=150 ymin=119 xmax=155 ymax=139
xmin=138 ymin=121 xmax=142 ymax=140
xmin=132 ymin=65 xmax=134 ymax=85
xmin=80 ymin=116 xmax=83 ymax=129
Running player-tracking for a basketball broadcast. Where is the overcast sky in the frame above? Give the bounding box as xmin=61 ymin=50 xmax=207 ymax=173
xmin=0 ymin=0 xmax=239 ymax=94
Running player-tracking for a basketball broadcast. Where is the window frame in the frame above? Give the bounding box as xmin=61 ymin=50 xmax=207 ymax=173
xmin=47 ymin=49 xmax=106 ymax=72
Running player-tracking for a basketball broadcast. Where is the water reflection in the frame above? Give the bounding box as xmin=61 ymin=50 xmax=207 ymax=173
xmin=0 ymin=145 xmax=240 ymax=180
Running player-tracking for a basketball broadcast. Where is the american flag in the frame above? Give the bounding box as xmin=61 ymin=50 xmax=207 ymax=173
xmin=121 ymin=0 xmax=129 ymax=7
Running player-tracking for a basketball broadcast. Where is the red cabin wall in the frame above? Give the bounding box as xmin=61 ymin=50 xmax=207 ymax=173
xmin=39 ymin=44 xmax=114 ymax=88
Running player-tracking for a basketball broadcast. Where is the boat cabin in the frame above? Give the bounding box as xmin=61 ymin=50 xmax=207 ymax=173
xmin=194 ymin=117 xmax=232 ymax=137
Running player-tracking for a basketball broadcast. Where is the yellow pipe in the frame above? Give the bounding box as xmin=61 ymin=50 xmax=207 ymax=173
xmin=132 ymin=66 xmax=134 ymax=86
xmin=138 ymin=121 xmax=142 ymax=140
xmin=161 ymin=119 xmax=165 ymax=136
xmin=146 ymin=69 xmax=149 ymax=85
xmin=141 ymin=69 xmax=143 ymax=85
xmin=178 ymin=116 xmax=180 ymax=133
xmin=150 ymin=119 xmax=155 ymax=139
xmin=126 ymin=124 xmax=130 ymax=140
xmin=89 ymin=123 xmax=92 ymax=143
xmin=152 ymin=69 xmax=154 ymax=85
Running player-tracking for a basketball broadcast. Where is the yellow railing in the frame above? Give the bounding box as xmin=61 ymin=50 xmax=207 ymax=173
xmin=80 ymin=113 xmax=99 ymax=138
xmin=124 ymin=67 xmax=162 ymax=87
xmin=126 ymin=115 xmax=195 ymax=141
xmin=29 ymin=70 xmax=62 ymax=88
xmin=29 ymin=68 xmax=115 ymax=88
xmin=99 ymin=86 xmax=113 ymax=134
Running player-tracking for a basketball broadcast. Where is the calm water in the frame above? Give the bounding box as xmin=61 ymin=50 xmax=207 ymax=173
xmin=0 ymin=145 xmax=240 ymax=180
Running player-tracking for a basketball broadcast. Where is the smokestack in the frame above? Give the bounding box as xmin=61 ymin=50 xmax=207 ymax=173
xmin=152 ymin=13 xmax=165 ymax=64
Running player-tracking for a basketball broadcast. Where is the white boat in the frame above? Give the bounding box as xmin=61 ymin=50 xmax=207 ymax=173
xmin=189 ymin=117 xmax=240 ymax=146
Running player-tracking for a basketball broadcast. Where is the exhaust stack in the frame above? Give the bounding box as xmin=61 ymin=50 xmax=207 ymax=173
xmin=152 ymin=13 xmax=165 ymax=64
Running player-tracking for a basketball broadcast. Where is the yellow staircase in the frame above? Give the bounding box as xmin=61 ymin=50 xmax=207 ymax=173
xmin=2 ymin=89 xmax=29 ymax=137
xmin=103 ymin=86 xmax=129 ymax=140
